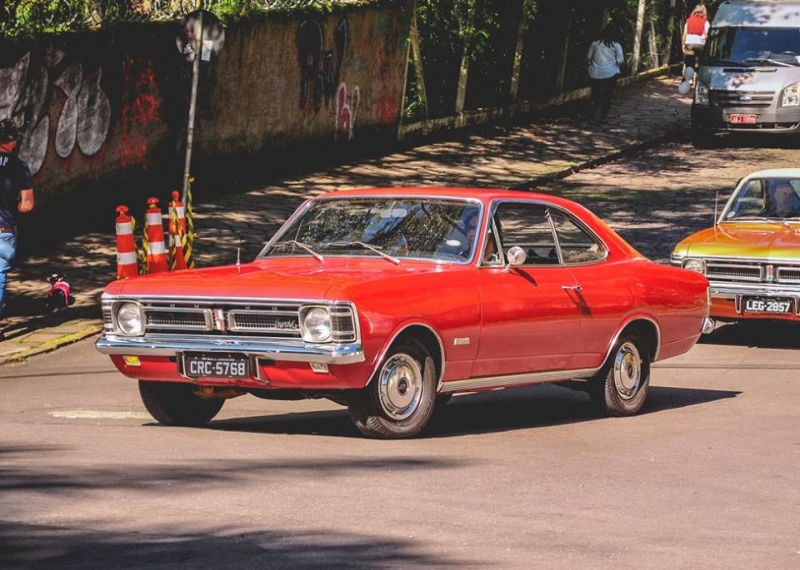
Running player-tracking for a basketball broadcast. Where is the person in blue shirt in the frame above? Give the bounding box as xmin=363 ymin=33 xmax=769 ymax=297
xmin=0 ymin=119 xmax=35 ymax=339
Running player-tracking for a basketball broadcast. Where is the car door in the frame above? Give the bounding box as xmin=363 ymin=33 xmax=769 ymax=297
xmin=547 ymin=208 xmax=636 ymax=370
xmin=473 ymin=200 xmax=582 ymax=377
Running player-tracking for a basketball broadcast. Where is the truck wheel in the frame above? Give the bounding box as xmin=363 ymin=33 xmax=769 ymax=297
xmin=589 ymin=332 xmax=650 ymax=417
xmin=348 ymin=339 xmax=436 ymax=439
xmin=139 ymin=381 xmax=224 ymax=426
xmin=691 ymin=127 xmax=717 ymax=149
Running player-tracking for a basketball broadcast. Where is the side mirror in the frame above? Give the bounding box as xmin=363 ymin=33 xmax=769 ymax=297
xmin=504 ymin=246 xmax=527 ymax=272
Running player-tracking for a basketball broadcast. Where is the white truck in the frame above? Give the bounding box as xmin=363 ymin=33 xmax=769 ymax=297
xmin=691 ymin=0 xmax=800 ymax=143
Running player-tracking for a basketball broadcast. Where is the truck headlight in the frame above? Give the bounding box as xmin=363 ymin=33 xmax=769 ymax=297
xmin=116 ymin=302 xmax=144 ymax=335
xmin=683 ymin=258 xmax=706 ymax=274
xmin=782 ymin=83 xmax=800 ymax=107
xmin=695 ymin=82 xmax=709 ymax=105
xmin=300 ymin=306 xmax=332 ymax=342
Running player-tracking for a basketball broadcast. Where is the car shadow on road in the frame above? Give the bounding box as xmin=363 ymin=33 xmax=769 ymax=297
xmin=699 ymin=320 xmax=800 ymax=349
xmin=202 ymin=382 xmax=738 ymax=439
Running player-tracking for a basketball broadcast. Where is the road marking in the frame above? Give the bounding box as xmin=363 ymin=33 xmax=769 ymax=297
xmin=49 ymin=410 xmax=151 ymax=420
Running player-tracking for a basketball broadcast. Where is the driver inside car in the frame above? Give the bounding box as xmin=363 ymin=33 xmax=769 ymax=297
xmin=766 ymin=181 xmax=800 ymax=218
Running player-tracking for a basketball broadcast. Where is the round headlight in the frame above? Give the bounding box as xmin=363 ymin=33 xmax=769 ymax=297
xmin=302 ymin=307 xmax=331 ymax=342
xmin=116 ymin=302 xmax=144 ymax=335
xmin=683 ymin=258 xmax=706 ymax=274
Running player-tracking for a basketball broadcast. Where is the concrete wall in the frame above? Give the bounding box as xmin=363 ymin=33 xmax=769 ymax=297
xmin=0 ymin=2 xmax=412 ymax=206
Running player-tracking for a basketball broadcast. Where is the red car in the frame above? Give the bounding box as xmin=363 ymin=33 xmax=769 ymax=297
xmin=96 ymin=188 xmax=711 ymax=438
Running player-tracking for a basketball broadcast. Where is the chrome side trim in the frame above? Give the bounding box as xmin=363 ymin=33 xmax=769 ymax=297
xmin=439 ymin=367 xmax=597 ymax=393
xmin=95 ymin=335 xmax=365 ymax=364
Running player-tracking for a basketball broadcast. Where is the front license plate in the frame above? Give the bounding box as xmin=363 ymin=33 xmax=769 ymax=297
xmin=183 ymin=352 xmax=250 ymax=379
xmin=729 ymin=113 xmax=758 ymax=124
xmin=742 ymin=297 xmax=794 ymax=314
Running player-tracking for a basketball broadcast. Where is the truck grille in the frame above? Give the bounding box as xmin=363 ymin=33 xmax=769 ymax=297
xmin=711 ymin=90 xmax=774 ymax=108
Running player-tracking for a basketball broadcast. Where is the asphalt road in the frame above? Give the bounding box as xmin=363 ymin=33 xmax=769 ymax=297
xmin=1 ymin=136 xmax=799 ymax=570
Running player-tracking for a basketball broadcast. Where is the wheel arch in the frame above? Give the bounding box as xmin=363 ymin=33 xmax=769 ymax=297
xmin=606 ymin=317 xmax=660 ymax=364
xmin=366 ymin=324 xmax=445 ymax=389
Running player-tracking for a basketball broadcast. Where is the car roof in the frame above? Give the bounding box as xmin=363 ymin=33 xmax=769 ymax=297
xmin=741 ymin=168 xmax=800 ymax=180
xmin=312 ymin=186 xmax=575 ymax=207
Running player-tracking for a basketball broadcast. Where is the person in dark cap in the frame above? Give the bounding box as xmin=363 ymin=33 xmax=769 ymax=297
xmin=0 ymin=119 xmax=35 ymax=339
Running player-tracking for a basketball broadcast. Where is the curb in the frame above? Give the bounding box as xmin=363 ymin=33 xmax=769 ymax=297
xmin=0 ymin=323 xmax=104 ymax=366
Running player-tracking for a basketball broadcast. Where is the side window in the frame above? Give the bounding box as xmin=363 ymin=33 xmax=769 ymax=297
xmin=492 ymin=202 xmax=559 ymax=265
xmin=550 ymin=210 xmax=606 ymax=264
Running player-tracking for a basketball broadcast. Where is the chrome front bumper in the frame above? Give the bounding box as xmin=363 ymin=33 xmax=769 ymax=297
xmin=95 ymin=334 xmax=365 ymax=365
xmin=710 ymin=282 xmax=800 ymax=315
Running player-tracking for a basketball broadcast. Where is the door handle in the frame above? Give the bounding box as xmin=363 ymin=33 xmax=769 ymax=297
xmin=562 ymin=285 xmax=582 ymax=292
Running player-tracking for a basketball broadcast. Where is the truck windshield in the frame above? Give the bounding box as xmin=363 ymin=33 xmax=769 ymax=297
xmin=704 ymin=27 xmax=800 ymax=66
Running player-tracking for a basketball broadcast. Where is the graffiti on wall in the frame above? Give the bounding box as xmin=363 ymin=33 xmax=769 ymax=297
xmin=0 ymin=49 xmax=111 ymax=176
xmin=119 ymin=55 xmax=162 ymax=167
xmin=297 ymin=18 xmax=348 ymax=111
xmin=297 ymin=17 xmax=360 ymax=139
xmin=335 ymin=82 xmax=359 ymax=141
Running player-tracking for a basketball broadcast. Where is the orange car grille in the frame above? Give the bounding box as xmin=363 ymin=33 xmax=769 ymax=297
xmin=706 ymin=261 xmax=800 ymax=284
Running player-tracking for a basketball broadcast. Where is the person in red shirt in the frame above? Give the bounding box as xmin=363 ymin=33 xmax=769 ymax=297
xmin=683 ymin=4 xmax=710 ymax=73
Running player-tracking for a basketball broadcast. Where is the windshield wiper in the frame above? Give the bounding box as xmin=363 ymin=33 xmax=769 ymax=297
xmin=328 ymin=241 xmax=401 ymax=265
xmin=270 ymin=240 xmax=324 ymax=262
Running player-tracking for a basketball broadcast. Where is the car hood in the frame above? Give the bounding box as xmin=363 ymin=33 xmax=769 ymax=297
xmin=105 ymin=257 xmax=457 ymax=300
xmin=675 ymin=222 xmax=800 ymax=260
xmin=702 ymin=66 xmax=797 ymax=92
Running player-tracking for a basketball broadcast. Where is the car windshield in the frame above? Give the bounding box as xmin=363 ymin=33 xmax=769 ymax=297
xmin=260 ymin=197 xmax=482 ymax=262
xmin=722 ymin=178 xmax=800 ymax=221
xmin=704 ymin=27 xmax=800 ymax=66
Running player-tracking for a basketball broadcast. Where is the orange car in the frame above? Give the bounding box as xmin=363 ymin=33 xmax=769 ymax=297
xmin=672 ymin=168 xmax=800 ymax=327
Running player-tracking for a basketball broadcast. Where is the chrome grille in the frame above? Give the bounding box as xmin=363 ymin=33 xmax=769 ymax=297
xmin=706 ymin=262 xmax=762 ymax=282
xmin=228 ymin=309 xmax=301 ymax=337
xmin=776 ymin=267 xmax=800 ymax=284
xmin=711 ymin=90 xmax=774 ymax=108
xmin=706 ymin=260 xmax=800 ymax=284
xmin=146 ymin=308 xmax=210 ymax=330
xmin=103 ymin=297 xmax=358 ymax=343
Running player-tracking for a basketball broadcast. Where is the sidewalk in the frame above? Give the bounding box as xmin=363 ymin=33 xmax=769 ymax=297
xmin=0 ymin=74 xmax=691 ymax=366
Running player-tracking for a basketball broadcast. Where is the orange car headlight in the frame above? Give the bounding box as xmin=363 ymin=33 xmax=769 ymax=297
xmin=683 ymin=258 xmax=706 ymax=275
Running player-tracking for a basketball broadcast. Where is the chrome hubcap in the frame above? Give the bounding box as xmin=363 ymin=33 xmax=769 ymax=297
xmin=613 ymin=342 xmax=641 ymax=401
xmin=378 ymin=354 xmax=423 ymax=420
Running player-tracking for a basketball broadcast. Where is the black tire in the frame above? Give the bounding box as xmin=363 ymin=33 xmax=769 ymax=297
xmin=138 ymin=381 xmax=224 ymax=427
xmin=589 ymin=332 xmax=650 ymax=417
xmin=347 ymin=339 xmax=436 ymax=439
xmin=691 ymin=128 xmax=717 ymax=149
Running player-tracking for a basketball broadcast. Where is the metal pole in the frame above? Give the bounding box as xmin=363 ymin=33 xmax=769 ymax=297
xmin=181 ymin=7 xmax=203 ymax=205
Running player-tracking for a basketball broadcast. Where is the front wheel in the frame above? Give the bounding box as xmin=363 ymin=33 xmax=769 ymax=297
xmin=347 ymin=339 xmax=436 ymax=439
xmin=589 ymin=332 xmax=650 ymax=416
xmin=139 ymin=381 xmax=224 ymax=427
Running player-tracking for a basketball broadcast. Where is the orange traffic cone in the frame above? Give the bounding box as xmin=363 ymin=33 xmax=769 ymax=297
xmin=115 ymin=205 xmax=139 ymax=279
xmin=145 ymin=197 xmax=168 ymax=273
xmin=168 ymin=190 xmax=188 ymax=270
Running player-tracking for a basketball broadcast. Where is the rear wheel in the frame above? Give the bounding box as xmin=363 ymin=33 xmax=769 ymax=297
xmin=139 ymin=381 xmax=224 ymax=426
xmin=589 ymin=332 xmax=650 ymax=416
xmin=348 ymin=339 xmax=436 ymax=439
